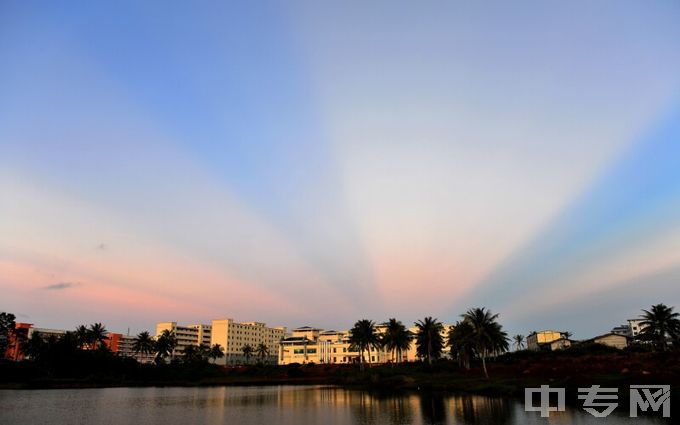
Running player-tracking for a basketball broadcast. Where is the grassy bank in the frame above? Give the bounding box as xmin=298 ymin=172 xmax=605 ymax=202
xmin=2 ymin=349 xmax=679 ymax=397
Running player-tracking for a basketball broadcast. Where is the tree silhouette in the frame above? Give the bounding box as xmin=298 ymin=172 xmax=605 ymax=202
xmin=255 ymin=342 xmax=270 ymax=363
xmin=348 ymin=319 xmax=380 ymax=370
xmin=88 ymin=323 xmax=108 ymax=350
xmin=0 ymin=312 xmax=16 ymax=357
xmin=513 ymin=334 xmax=525 ymax=351
xmin=241 ymin=344 xmax=254 ymax=364
xmin=639 ymin=303 xmax=680 ymax=351
xmin=208 ymin=344 xmax=225 ymax=363
xmin=448 ymin=320 xmax=475 ymax=369
xmin=415 ymin=317 xmax=444 ymax=365
xmin=133 ymin=331 xmax=155 ymax=358
xmin=75 ymin=325 xmax=90 ymax=349
xmin=21 ymin=332 xmax=46 ymax=360
xmin=461 ymin=307 xmax=509 ymax=378
xmin=182 ymin=344 xmax=208 ymax=363
xmin=154 ymin=329 xmax=177 ymax=364
xmin=381 ymin=318 xmax=411 ymax=365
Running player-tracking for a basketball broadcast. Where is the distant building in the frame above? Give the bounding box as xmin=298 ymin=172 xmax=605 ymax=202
xmin=210 ymin=319 xmax=286 ymax=365
xmin=278 ymin=323 xmax=452 ymax=365
xmin=611 ymin=325 xmax=631 ymax=337
xmin=107 ymin=332 xmax=154 ymax=364
xmin=627 ymin=319 xmax=647 ymax=337
xmin=527 ymin=330 xmax=565 ymax=351
xmin=156 ymin=322 xmax=212 ymax=358
xmin=10 ymin=324 xmax=154 ymax=363
xmin=4 ymin=323 xmax=33 ymax=361
xmin=584 ymin=333 xmax=629 ymax=349
xmin=548 ymin=338 xmax=572 ymax=351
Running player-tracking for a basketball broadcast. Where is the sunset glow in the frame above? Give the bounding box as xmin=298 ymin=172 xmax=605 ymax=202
xmin=2 ymin=1 xmax=680 ymax=338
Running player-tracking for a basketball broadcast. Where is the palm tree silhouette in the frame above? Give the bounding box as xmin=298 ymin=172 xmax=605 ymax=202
xmin=461 ymin=307 xmax=509 ymax=378
xmin=639 ymin=303 xmax=680 ymax=351
xmin=513 ymin=334 xmax=525 ymax=351
xmin=255 ymin=342 xmax=270 ymax=364
xmin=241 ymin=344 xmax=254 ymax=364
xmin=182 ymin=344 xmax=203 ymax=363
xmin=133 ymin=331 xmax=155 ymax=359
xmin=154 ymin=329 xmax=177 ymax=364
xmin=381 ymin=318 xmax=411 ymax=365
xmin=208 ymin=344 xmax=225 ymax=364
xmin=75 ymin=325 xmax=90 ymax=349
xmin=88 ymin=323 xmax=108 ymax=349
xmin=448 ymin=320 xmax=474 ymax=369
xmin=415 ymin=317 xmax=444 ymax=365
xmin=348 ymin=319 xmax=380 ymax=370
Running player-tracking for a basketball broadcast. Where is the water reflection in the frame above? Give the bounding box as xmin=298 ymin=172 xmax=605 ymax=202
xmin=419 ymin=393 xmax=447 ymax=424
xmin=0 ymin=385 xmax=670 ymax=425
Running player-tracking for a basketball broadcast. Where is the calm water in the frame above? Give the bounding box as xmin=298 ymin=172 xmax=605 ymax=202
xmin=0 ymin=385 xmax=669 ymax=425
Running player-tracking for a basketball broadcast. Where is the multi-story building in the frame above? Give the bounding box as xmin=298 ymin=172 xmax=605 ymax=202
xmin=210 ymin=319 xmax=286 ymax=365
xmin=278 ymin=323 xmax=452 ymax=365
xmin=155 ymin=322 xmax=212 ymax=358
xmin=627 ymin=319 xmax=647 ymax=337
xmin=107 ymin=332 xmax=155 ymax=363
xmin=279 ymin=326 xmax=360 ymax=365
xmin=10 ymin=324 xmax=154 ymax=363
xmin=527 ymin=330 xmax=565 ymax=351
xmin=3 ymin=323 xmax=33 ymax=361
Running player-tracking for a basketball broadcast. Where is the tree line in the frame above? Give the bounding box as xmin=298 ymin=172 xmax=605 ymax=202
xmin=348 ymin=307 xmax=509 ymax=378
xmin=2 ymin=303 xmax=678 ymax=377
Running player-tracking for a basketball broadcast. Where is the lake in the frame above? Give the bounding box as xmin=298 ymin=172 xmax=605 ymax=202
xmin=0 ymin=385 xmax=669 ymax=424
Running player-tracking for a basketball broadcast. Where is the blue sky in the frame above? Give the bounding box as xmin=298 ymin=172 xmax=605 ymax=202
xmin=1 ymin=1 xmax=680 ymax=338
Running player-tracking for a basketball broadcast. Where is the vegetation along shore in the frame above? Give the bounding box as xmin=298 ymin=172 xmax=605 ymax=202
xmin=1 ymin=304 xmax=679 ymax=399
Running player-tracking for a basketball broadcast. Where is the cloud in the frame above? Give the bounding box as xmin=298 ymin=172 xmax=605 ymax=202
xmin=43 ymin=282 xmax=80 ymax=291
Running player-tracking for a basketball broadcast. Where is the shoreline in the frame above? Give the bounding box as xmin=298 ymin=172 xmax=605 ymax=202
xmin=3 ymin=350 xmax=679 ymax=398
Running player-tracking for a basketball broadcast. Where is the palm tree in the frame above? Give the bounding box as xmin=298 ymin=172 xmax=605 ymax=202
xmin=208 ymin=344 xmax=225 ymax=364
xmin=381 ymin=318 xmax=412 ymax=365
xmin=348 ymin=319 xmax=381 ymax=370
xmin=561 ymin=331 xmax=573 ymax=340
xmin=255 ymin=342 xmax=270 ymax=363
xmin=639 ymin=303 xmax=680 ymax=351
xmin=461 ymin=307 xmax=509 ymax=378
xmin=21 ymin=332 xmax=46 ymax=361
xmin=242 ymin=344 xmax=254 ymax=364
xmin=133 ymin=331 xmax=155 ymax=359
xmin=88 ymin=323 xmax=108 ymax=349
xmin=448 ymin=321 xmax=475 ymax=369
xmin=154 ymin=329 xmax=177 ymax=364
xmin=75 ymin=325 xmax=91 ymax=349
xmin=513 ymin=334 xmax=525 ymax=351
xmin=182 ymin=344 xmax=202 ymax=362
xmin=414 ymin=317 xmax=444 ymax=365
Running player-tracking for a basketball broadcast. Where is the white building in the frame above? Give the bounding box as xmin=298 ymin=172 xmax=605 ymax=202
xmin=627 ymin=319 xmax=647 ymax=337
xmin=155 ymin=322 xmax=212 ymax=358
xmin=210 ymin=319 xmax=286 ymax=365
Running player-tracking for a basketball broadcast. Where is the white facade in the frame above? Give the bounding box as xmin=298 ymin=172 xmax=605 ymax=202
xmin=155 ymin=322 xmax=212 ymax=357
xmin=210 ymin=319 xmax=286 ymax=365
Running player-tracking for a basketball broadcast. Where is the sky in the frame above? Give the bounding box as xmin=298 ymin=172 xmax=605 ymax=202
xmin=1 ymin=1 xmax=680 ymax=339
